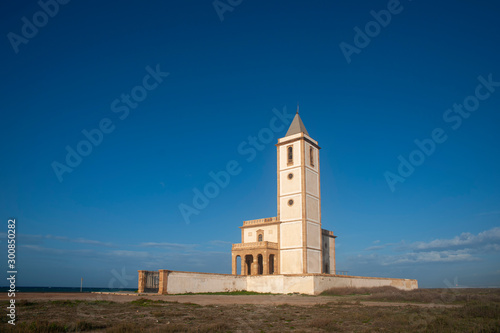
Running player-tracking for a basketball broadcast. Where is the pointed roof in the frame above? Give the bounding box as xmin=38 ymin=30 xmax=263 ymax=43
xmin=285 ymin=109 xmax=309 ymax=137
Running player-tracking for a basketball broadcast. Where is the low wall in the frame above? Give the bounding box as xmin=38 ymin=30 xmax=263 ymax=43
xmin=246 ymin=275 xmax=285 ymax=294
xmin=164 ymin=271 xmax=246 ymax=294
xmin=246 ymin=275 xmax=316 ymax=294
xmin=312 ymin=275 xmax=418 ymax=294
xmin=247 ymin=274 xmax=417 ymax=295
xmin=143 ymin=270 xmax=417 ymax=295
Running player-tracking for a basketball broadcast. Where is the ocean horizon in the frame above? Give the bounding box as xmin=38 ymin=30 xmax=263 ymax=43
xmin=0 ymin=287 xmax=137 ymax=293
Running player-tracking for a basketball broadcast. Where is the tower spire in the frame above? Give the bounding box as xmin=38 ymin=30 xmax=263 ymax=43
xmin=285 ymin=108 xmax=309 ymax=137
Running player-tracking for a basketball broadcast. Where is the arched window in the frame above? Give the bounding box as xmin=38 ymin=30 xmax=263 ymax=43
xmin=310 ymin=147 xmax=314 ymax=167
xmin=287 ymin=146 xmax=293 ymax=165
xmin=258 ymin=234 xmax=263 ymax=242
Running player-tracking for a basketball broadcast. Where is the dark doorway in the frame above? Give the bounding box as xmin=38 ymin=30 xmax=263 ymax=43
xmin=257 ymin=254 xmax=263 ymax=275
xmin=245 ymin=255 xmax=253 ymax=275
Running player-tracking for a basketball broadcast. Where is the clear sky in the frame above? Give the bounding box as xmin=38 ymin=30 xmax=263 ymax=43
xmin=1 ymin=0 xmax=499 ymax=289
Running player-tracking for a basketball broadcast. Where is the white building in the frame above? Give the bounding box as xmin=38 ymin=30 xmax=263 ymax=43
xmin=138 ymin=111 xmax=418 ymax=295
xmin=231 ymin=111 xmax=336 ymax=276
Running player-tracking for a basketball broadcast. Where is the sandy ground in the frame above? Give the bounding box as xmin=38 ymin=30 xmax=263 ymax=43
xmin=0 ymin=292 xmax=460 ymax=308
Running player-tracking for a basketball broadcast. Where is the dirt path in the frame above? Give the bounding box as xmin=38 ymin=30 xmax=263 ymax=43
xmin=1 ymin=293 xmax=461 ymax=308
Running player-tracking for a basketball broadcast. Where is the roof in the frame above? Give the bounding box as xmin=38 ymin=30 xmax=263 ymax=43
xmin=285 ymin=111 xmax=309 ymax=137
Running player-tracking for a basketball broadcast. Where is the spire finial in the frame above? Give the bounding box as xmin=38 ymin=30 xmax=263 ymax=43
xmin=296 ymin=102 xmax=299 ymax=114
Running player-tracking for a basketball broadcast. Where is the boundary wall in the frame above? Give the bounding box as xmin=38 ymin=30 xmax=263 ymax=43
xmin=138 ymin=270 xmax=418 ymax=295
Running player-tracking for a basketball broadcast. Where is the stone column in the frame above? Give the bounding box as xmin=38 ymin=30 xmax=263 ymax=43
xmin=274 ymin=254 xmax=279 ymax=274
xmin=244 ymin=255 xmax=251 ymax=275
xmin=231 ymin=254 xmax=237 ymax=275
xmin=138 ymin=270 xmax=146 ymax=293
xmin=251 ymin=261 xmax=258 ymax=276
xmin=263 ymin=252 xmax=269 ymax=275
xmin=158 ymin=270 xmax=169 ymax=295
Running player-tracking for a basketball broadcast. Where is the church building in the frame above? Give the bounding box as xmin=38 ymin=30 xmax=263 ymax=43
xmin=231 ymin=111 xmax=336 ymax=276
xmin=138 ymin=110 xmax=418 ymax=295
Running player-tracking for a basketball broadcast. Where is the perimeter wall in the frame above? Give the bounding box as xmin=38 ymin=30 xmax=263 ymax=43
xmin=138 ymin=270 xmax=418 ymax=295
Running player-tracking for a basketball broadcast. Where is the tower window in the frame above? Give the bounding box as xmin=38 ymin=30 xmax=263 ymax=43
xmin=310 ymin=147 xmax=315 ymax=167
xmin=288 ymin=173 xmax=294 ymax=180
xmin=288 ymin=199 xmax=294 ymax=206
xmin=258 ymin=234 xmax=263 ymax=242
xmin=287 ymin=146 xmax=293 ymax=165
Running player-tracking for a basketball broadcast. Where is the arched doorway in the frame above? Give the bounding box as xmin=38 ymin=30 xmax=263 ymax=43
xmin=245 ymin=255 xmax=253 ymax=275
xmin=257 ymin=254 xmax=263 ymax=275
xmin=269 ymin=254 xmax=275 ymax=274
xmin=235 ymin=255 xmax=241 ymax=275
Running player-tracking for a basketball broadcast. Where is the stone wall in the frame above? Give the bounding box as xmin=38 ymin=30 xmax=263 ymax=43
xmin=311 ymin=274 xmax=418 ymax=294
xmin=246 ymin=275 xmax=286 ymax=294
xmin=162 ymin=271 xmax=246 ymax=294
xmin=246 ymin=274 xmax=417 ymax=295
xmin=141 ymin=270 xmax=418 ymax=295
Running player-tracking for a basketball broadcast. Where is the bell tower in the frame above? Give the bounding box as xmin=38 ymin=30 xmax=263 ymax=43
xmin=276 ymin=110 xmax=322 ymax=274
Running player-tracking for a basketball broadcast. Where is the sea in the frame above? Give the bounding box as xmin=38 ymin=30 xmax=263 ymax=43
xmin=0 ymin=287 xmax=137 ymax=293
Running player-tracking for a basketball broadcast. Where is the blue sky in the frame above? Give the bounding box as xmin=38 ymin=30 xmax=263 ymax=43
xmin=1 ymin=0 xmax=499 ymax=289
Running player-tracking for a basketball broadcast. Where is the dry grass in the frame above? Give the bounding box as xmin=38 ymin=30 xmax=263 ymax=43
xmin=0 ymin=319 xmax=107 ymax=332
xmin=2 ymin=289 xmax=499 ymax=332
xmin=321 ymin=286 xmax=500 ymax=304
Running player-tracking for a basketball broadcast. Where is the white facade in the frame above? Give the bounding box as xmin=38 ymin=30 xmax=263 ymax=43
xmin=232 ymin=112 xmax=336 ymax=276
xmin=277 ymin=133 xmax=323 ymax=274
